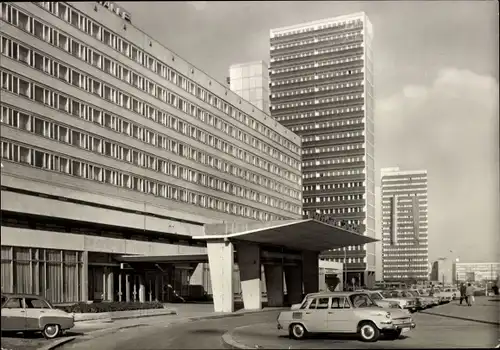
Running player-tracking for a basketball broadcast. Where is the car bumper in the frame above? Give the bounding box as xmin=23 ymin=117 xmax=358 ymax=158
xmin=381 ymin=322 xmax=416 ymax=331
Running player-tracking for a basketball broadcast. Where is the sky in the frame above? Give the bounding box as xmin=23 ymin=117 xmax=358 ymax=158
xmin=116 ymin=1 xmax=499 ymax=267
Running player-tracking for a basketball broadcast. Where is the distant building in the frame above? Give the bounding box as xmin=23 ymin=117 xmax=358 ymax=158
xmin=229 ymin=61 xmax=270 ymax=114
xmin=430 ymin=261 xmax=439 ymax=281
xmin=381 ymin=167 xmax=429 ymax=282
xmin=453 ymin=262 xmax=500 ymax=284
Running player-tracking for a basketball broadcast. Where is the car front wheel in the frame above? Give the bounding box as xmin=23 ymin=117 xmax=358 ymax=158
xmin=42 ymin=324 xmax=60 ymax=339
xmin=289 ymin=323 xmax=307 ymax=340
xmin=358 ymin=321 xmax=380 ymax=342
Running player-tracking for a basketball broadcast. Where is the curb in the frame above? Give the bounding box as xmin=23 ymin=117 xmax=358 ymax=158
xmin=420 ymin=311 xmax=500 ymax=326
xmin=222 ymin=330 xmax=255 ymax=350
xmin=37 ymin=336 xmax=77 ymax=350
xmin=73 ymin=308 xmax=177 ymax=323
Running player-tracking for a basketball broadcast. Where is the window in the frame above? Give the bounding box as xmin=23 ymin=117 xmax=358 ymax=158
xmin=312 ymin=297 xmax=329 ymax=309
xmin=24 ymin=298 xmax=50 ymax=309
xmin=2 ymin=298 xmax=22 ymax=309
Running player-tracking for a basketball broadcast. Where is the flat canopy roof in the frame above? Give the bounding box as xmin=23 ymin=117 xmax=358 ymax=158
xmin=195 ymin=219 xmax=377 ymax=252
xmin=115 ymin=254 xmax=208 ymax=264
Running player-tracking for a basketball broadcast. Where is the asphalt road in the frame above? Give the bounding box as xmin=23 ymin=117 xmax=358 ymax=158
xmin=61 ymin=311 xmax=281 ymax=350
xmin=60 ymin=310 xmax=499 ymax=349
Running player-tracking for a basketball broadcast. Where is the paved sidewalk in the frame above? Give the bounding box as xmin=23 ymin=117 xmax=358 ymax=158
xmin=421 ymin=296 xmax=500 ymax=325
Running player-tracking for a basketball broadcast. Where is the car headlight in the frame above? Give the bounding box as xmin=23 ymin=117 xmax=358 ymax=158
xmin=386 ymin=312 xmax=391 ymax=319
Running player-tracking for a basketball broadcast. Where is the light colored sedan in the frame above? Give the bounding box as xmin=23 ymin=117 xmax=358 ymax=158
xmin=1 ymin=293 xmax=74 ymax=339
xmin=277 ymin=291 xmax=416 ymax=342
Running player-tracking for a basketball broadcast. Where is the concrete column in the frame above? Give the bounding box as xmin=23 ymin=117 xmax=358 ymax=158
xmin=138 ymin=275 xmax=146 ymax=303
xmin=155 ymin=275 xmax=160 ymax=302
xmin=102 ymin=267 xmax=108 ymax=301
xmin=264 ymin=264 xmax=284 ymax=307
xmin=125 ymin=274 xmax=131 ymax=302
xmin=118 ymin=272 xmax=123 ymax=302
xmin=81 ymin=251 xmax=88 ymax=302
xmin=284 ymin=265 xmax=303 ymax=305
xmin=106 ymin=269 xmax=114 ymax=302
xmin=207 ymin=240 xmax=234 ymax=313
xmin=302 ymin=251 xmax=319 ymax=294
xmin=236 ymin=243 xmax=262 ymax=310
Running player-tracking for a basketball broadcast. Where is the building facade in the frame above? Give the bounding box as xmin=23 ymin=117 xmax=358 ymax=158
xmin=453 ymin=262 xmax=500 ymax=284
xmin=0 ymin=1 xmax=302 ymax=304
xmin=229 ymin=61 xmax=270 ymax=114
xmin=269 ymin=13 xmax=376 ymax=288
xmin=381 ymin=167 xmax=429 ymax=282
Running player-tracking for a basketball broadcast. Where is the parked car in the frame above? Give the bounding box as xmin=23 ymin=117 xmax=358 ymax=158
xmin=277 ymin=291 xmax=416 ymax=342
xmin=408 ymin=289 xmax=439 ymax=307
xmin=1 ymin=293 xmax=74 ymax=339
xmin=367 ymin=291 xmax=405 ymax=310
xmin=381 ymin=290 xmax=420 ymax=312
xmin=435 ymin=288 xmax=458 ymax=303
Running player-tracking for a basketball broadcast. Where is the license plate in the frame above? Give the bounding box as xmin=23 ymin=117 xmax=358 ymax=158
xmin=401 ymin=327 xmax=410 ymax=333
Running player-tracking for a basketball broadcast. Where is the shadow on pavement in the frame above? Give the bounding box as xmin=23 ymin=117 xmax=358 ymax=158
xmin=277 ymin=333 xmax=410 ymax=342
xmin=190 ymin=329 xmax=227 ymax=335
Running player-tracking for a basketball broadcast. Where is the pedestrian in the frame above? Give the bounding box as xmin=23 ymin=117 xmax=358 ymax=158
xmin=492 ymin=284 xmax=499 ymax=296
xmin=465 ymin=283 xmax=474 ymax=306
xmin=459 ymin=283 xmax=466 ymax=305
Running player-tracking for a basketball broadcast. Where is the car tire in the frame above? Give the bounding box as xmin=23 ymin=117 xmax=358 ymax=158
xmin=42 ymin=324 xmax=60 ymax=339
xmin=358 ymin=321 xmax=380 ymax=342
xmin=289 ymin=323 xmax=307 ymax=340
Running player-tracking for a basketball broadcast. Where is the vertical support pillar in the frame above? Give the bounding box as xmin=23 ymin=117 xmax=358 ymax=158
xmin=81 ymin=251 xmax=88 ymax=302
xmin=118 ymin=271 xmax=123 ymax=302
xmin=102 ymin=267 xmax=108 ymax=301
xmin=207 ymin=240 xmax=234 ymax=313
xmin=236 ymin=243 xmax=262 ymax=310
xmin=132 ymin=276 xmax=137 ymax=302
xmin=138 ymin=274 xmax=146 ymax=303
xmin=155 ymin=275 xmax=160 ymax=302
xmin=284 ymin=265 xmax=303 ymax=305
xmin=125 ymin=274 xmax=131 ymax=302
xmin=106 ymin=269 xmax=114 ymax=302
xmin=302 ymin=251 xmax=319 ymax=294
xmin=264 ymin=264 xmax=284 ymax=307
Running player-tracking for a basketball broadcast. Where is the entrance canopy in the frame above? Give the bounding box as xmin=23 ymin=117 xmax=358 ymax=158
xmin=115 ymin=254 xmax=208 ymax=264
xmin=195 ymin=219 xmax=377 ymax=252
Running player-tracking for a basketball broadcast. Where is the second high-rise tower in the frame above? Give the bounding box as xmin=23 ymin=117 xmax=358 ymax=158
xmin=269 ymin=12 xmax=375 ymax=288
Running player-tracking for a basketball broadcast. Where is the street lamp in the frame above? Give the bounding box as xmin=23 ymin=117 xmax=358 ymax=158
xmin=455 ymin=258 xmax=460 ymax=287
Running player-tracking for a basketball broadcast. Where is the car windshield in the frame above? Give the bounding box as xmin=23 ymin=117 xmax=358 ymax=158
xmin=370 ymin=293 xmax=382 ymax=300
xmin=24 ymin=297 xmax=52 ymax=309
xmin=349 ymin=294 xmax=376 ymax=308
xmin=401 ymin=291 xmax=414 ymax=298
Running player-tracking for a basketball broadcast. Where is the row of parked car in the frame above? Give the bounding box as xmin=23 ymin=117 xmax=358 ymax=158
xmin=363 ymin=286 xmax=459 ymax=312
xmin=276 ymin=286 xmax=459 ymax=343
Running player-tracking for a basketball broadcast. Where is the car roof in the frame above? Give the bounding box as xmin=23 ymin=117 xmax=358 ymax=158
xmin=1 ymin=293 xmax=47 ymax=299
xmin=304 ymin=291 xmax=368 ymax=298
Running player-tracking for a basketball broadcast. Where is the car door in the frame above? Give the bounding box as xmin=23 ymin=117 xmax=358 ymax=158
xmin=326 ymin=297 xmax=352 ymax=332
xmin=24 ymin=297 xmax=50 ymax=331
xmin=1 ymin=297 xmax=25 ymax=331
xmin=303 ymin=297 xmax=330 ymax=333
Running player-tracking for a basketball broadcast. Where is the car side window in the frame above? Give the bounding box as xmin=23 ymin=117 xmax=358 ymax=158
xmin=3 ymin=297 xmax=22 ymax=309
xmin=316 ymin=297 xmax=329 ymax=309
xmin=342 ymin=297 xmax=351 ymax=308
xmin=330 ymin=297 xmax=341 ymax=309
xmin=24 ymin=298 xmax=50 ymax=309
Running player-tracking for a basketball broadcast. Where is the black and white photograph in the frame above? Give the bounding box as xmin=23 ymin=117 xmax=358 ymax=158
xmin=0 ymin=1 xmax=498 ymax=349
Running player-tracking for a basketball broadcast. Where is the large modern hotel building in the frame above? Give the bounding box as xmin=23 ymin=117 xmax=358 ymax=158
xmin=381 ymin=167 xmax=429 ymax=282
xmin=269 ymin=13 xmax=376 ymax=288
xmin=0 ymin=1 xmax=303 ymax=304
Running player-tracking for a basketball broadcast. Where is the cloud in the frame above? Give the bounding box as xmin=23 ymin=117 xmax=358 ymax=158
xmin=187 ymin=1 xmax=208 ymax=11
xmin=375 ymin=68 xmax=499 ymax=265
